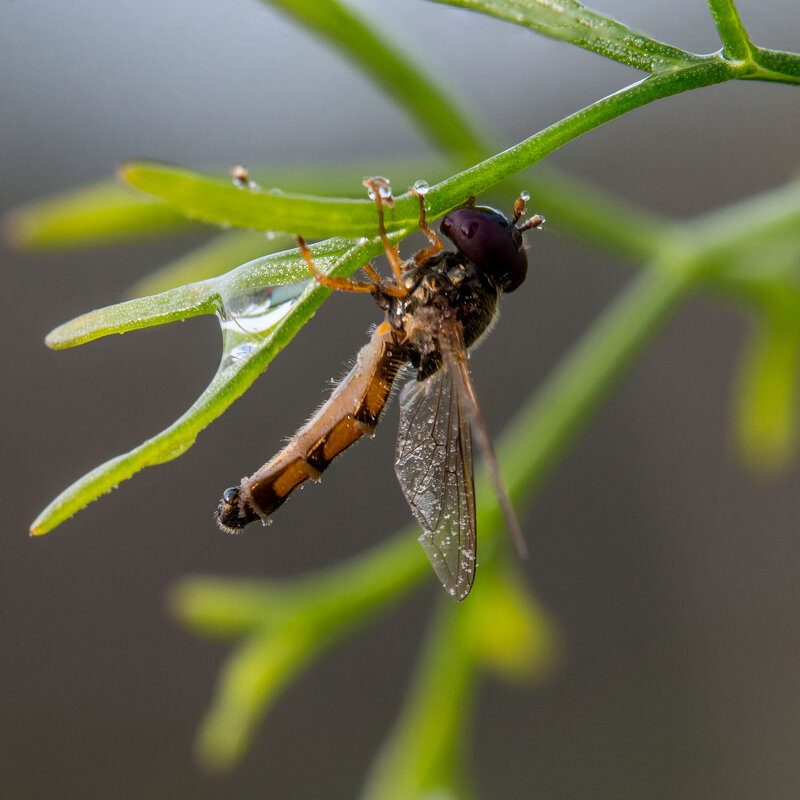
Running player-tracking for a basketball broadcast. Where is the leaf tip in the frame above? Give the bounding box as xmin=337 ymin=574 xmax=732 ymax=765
xmin=29 ymin=518 xmax=51 ymax=536
xmin=44 ymin=326 xmax=71 ymax=350
xmin=2 ymin=209 xmax=35 ymax=251
xmin=116 ymin=161 xmax=135 ymax=185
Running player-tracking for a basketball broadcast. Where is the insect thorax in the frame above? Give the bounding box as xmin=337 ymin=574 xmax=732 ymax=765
xmin=386 ymin=252 xmax=499 ymax=381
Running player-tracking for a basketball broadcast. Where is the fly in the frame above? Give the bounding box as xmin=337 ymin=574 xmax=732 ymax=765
xmin=215 ymin=177 xmax=544 ymax=600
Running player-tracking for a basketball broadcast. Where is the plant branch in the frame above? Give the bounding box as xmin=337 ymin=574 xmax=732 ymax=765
xmin=706 ymin=0 xmax=754 ymax=61
xmin=424 ymin=0 xmax=700 ymax=72
xmin=120 ymin=60 xmax=733 ymax=238
xmin=748 ymin=47 xmax=800 ymax=84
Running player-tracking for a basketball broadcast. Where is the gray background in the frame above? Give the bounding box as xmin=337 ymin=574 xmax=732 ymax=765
xmin=2 ymin=1 xmax=800 ymax=797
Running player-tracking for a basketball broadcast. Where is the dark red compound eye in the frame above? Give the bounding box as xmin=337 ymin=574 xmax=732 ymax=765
xmin=440 ymin=205 xmax=528 ymax=292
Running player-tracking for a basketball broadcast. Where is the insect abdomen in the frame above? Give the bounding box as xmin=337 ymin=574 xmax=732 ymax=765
xmin=215 ymin=324 xmax=406 ymax=533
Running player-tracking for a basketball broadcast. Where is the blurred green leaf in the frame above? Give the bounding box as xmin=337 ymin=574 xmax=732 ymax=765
xmin=171 ymin=531 xmax=427 ymax=640
xmin=462 ymin=565 xmax=559 ymax=682
xmin=259 ymin=0 xmax=485 ymax=161
xmin=197 ymin=622 xmax=320 ymax=770
xmin=732 ymin=309 xmax=800 ymax=473
xmin=182 ymin=531 xmax=426 ymax=770
xmin=4 ymin=159 xmax=445 ymax=251
xmin=169 ymin=578 xmax=293 ymax=639
xmin=3 ymin=182 xmax=199 ymax=250
xmin=362 ymin=602 xmax=477 ymax=800
xmin=424 ymin=0 xmax=700 ymax=72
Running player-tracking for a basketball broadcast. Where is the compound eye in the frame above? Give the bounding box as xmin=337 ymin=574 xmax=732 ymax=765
xmin=221 ymin=486 xmax=240 ymax=505
xmin=215 ymin=486 xmax=246 ymax=533
xmin=440 ymin=206 xmax=528 ymax=292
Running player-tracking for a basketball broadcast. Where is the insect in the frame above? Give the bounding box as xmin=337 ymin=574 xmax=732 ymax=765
xmin=215 ymin=177 xmax=544 ymax=600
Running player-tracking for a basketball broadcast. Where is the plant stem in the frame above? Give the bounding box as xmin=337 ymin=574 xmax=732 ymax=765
xmin=362 ymin=601 xmax=477 ymax=800
xmin=500 ymin=263 xmax=694 ymax=509
xmin=706 ymin=0 xmax=754 ymax=61
xmin=427 ymin=59 xmax=733 ymax=217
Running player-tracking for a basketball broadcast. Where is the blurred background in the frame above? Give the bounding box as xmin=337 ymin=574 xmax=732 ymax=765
xmin=2 ymin=0 xmax=800 ymax=797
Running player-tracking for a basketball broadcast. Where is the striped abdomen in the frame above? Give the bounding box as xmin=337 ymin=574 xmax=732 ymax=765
xmin=215 ymin=324 xmax=406 ymax=533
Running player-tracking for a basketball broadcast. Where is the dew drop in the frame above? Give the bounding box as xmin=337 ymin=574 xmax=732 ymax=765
xmin=412 ymin=179 xmax=430 ymax=196
xmin=520 ymin=190 xmax=531 ymax=202
xmin=363 ymin=175 xmax=393 ymax=203
xmin=216 ymin=280 xmax=311 ymax=370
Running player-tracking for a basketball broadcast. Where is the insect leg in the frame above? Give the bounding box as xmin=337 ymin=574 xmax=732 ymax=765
xmin=361 ymin=262 xmax=383 ymax=283
xmin=296 ymin=236 xmax=377 ymax=294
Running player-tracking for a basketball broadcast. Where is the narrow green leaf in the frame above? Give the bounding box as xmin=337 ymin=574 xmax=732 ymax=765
xmin=127 ymin=231 xmax=294 ymax=298
xmin=3 ymin=182 xmax=199 ymax=250
xmin=424 ymin=0 xmax=701 ymax=72
xmin=171 ymin=531 xmax=427 ymax=640
xmin=462 ymin=566 xmax=559 ymax=682
xmin=732 ymin=311 xmax=800 ymax=473
xmin=4 ymin=159 xmax=445 ymax=251
xmin=31 ymin=237 xmax=387 ymax=534
xmin=706 ymin=0 xmax=754 ymax=61
xmin=169 ymin=578 xmax=294 ymax=638
xmin=120 ymin=161 xmax=423 ymax=237
xmin=362 ymin=602 xmax=477 ymax=800
xmin=748 ymin=47 xmax=800 ymax=84
xmin=423 ymin=62 xmax=731 ymax=241
xmin=258 ymin=0 xmax=485 ymax=160
xmin=188 ymin=531 xmax=428 ymax=771
xmin=197 ymin=624 xmax=321 ymax=771
xmin=121 ymin=64 xmax=732 ymax=244
xmin=44 ymin=237 xmax=356 ymax=349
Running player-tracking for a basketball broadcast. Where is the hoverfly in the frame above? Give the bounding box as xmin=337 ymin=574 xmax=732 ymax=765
xmin=216 ymin=178 xmax=544 ymax=600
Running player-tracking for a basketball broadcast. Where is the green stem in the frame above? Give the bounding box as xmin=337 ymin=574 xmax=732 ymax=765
xmin=426 ymin=59 xmax=733 ymax=216
xmin=424 ymin=0 xmax=700 ymax=72
xmin=706 ymin=0 xmax=754 ymax=61
xmin=500 ymin=265 xmax=694 ymax=509
xmin=748 ymin=47 xmax=800 ymax=84
xmin=362 ymin=601 xmax=477 ymax=800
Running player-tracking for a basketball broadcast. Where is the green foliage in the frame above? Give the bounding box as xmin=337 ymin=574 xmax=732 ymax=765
xmin=9 ymin=0 xmax=800 ymax=796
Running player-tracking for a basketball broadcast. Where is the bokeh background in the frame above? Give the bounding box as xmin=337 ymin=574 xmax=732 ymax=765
xmin=3 ymin=1 xmax=800 ymax=797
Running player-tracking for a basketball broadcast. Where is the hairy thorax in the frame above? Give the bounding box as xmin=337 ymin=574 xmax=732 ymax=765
xmin=383 ymin=252 xmax=499 ymax=380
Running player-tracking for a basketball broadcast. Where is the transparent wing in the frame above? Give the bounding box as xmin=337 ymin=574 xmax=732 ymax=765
xmin=395 ymin=363 xmax=477 ymax=601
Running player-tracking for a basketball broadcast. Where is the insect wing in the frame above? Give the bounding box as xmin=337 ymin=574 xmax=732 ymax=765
xmin=394 ymin=365 xmax=477 ymax=601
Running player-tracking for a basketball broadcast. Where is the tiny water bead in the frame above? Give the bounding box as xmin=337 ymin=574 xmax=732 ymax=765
xmin=520 ymin=190 xmax=531 ymax=202
xmin=412 ymin=179 xmax=430 ymax=196
xmin=363 ymin=176 xmax=393 ymax=204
